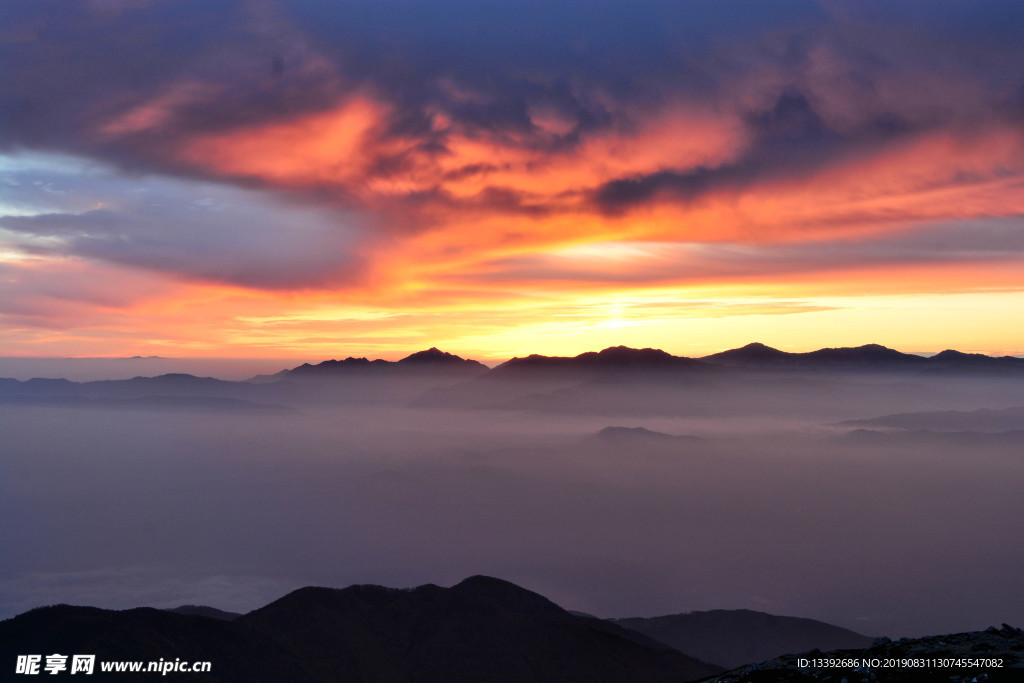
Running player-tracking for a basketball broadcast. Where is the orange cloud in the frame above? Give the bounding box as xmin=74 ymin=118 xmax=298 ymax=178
xmin=177 ymin=87 xmax=1024 ymax=269
xmin=68 ymin=86 xmax=1024 ymax=363
xmin=179 ymin=94 xmax=746 ymax=210
xmin=183 ymin=95 xmax=397 ymax=194
xmin=100 ymin=81 xmax=221 ymax=137
xmin=434 ymin=104 xmax=747 ymax=199
xmin=595 ymin=125 xmax=1024 ymax=246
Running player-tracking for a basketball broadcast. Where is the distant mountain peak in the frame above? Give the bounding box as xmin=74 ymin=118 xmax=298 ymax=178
xmin=579 ymin=346 xmax=676 ymax=367
xmin=593 ymin=346 xmax=676 ymax=362
xmin=454 ymin=574 xmax=520 ymax=589
xmin=701 ymin=341 xmax=936 ymax=370
xmin=932 ymin=349 xmax=993 ymax=360
xmin=702 ymin=342 xmax=788 ymax=362
xmin=399 ymin=347 xmax=472 ymax=364
xmin=738 ymin=342 xmax=775 ymax=351
xmin=809 ymin=343 xmax=909 ymax=356
xmin=451 ymin=575 xmax=564 ymax=615
xmin=280 ymin=349 xmax=488 ymax=378
xmin=493 ymin=346 xmax=706 ymax=374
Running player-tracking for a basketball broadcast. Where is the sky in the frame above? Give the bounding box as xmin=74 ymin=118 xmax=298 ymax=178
xmin=2 ymin=0 xmax=1024 ymax=361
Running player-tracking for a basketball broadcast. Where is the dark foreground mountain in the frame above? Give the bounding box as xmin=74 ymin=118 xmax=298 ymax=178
xmin=704 ymin=623 xmax=1024 ymax=682
xmin=615 ymin=609 xmax=873 ymax=669
xmin=163 ymin=605 xmax=241 ymax=621
xmin=0 ymin=576 xmax=721 ymax=683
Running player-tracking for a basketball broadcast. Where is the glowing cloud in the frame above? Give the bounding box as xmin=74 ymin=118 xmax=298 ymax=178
xmin=2 ymin=1 xmax=1023 ymax=357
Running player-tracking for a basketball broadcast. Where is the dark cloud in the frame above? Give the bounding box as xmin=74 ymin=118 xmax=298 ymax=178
xmin=593 ymin=92 xmax=917 ymax=212
xmin=281 ymin=0 xmax=826 ymax=93
xmin=4 ymin=0 xmax=1022 ymax=190
xmin=0 ymin=154 xmax=365 ymax=289
xmin=2 ymin=0 xmax=1024 ymax=275
xmin=0 ymin=0 xmax=346 ymax=165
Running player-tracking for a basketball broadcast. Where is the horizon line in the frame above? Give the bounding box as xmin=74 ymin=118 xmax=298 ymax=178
xmin=4 ymin=341 xmax=1024 ymax=366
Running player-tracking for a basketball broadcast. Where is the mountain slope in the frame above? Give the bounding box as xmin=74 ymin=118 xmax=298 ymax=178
xmin=0 ymin=605 xmax=292 ymax=681
xmin=235 ymin=576 xmax=722 ymax=682
xmin=0 ymin=349 xmax=489 ymax=408
xmin=280 ymin=348 xmax=488 ymax=379
xmin=702 ymin=343 xmax=1024 ymax=374
xmin=701 ymin=343 xmax=928 ymax=371
xmin=491 ymin=346 xmax=713 ymax=376
xmin=615 ymin=609 xmax=873 ymax=669
xmin=0 ymin=577 xmax=722 ymax=683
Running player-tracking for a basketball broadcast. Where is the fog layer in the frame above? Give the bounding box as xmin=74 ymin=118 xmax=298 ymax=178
xmin=2 ymin=364 xmax=1022 ymax=638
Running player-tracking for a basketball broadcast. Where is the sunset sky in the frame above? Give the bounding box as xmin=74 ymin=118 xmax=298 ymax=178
xmin=2 ymin=0 xmax=1024 ymax=361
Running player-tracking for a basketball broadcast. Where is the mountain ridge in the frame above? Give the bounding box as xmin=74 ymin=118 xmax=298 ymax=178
xmin=615 ymin=608 xmax=874 ymax=669
xmin=0 ymin=576 xmax=722 ymax=683
xmin=5 ymin=578 xmax=1019 ymax=681
xmin=704 ymin=623 xmax=1024 ymax=682
xmin=3 ymin=344 xmax=1022 ymax=415
xmin=5 ymin=344 xmax=1023 ymax=388
xmin=278 ymin=347 xmax=489 ymax=380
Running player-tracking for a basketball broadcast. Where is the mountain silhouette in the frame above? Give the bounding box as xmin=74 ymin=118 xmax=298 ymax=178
xmin=615 ymin=608 xmax=873 ymax=669
xmin=702 ymin=623 xmax=1023 ymax=681
xmin=700 ymin=342 xmax=792 ymax=365
xmin=493 ymin=346 xmax=712 ymax=375
xmin=0 ymin=576 xmax=722 ymax=683
xmin=281 ymin=348 xmax=488 ymax=379
xmin=397 ymin=347 xmax=489 ymax=371
xmin=702 ymin=343 xmax=928 ymax=370
xmin=702 ymin=343 xmax=1024 ymax=373
xmin=4 ymin=344 xmax=1022 ymax=415
xmin=417 ymin=346 xmax=720 ymax=410
xmin=0 ymin=604 xmax=290 ymax=681
xmin=925 ymin=349 xmax=1024 ymax=373
xmin=0 ymin=350 xmax=488 ymax=409
xmin=594 ymin=426 xmax=704 ymax=445
xmin=164 ymin=605 xmax=241 ymax=621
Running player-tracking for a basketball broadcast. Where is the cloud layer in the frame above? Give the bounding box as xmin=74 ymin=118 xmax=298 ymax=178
xmin=2 ymin=0 xmax=1024 ymax=355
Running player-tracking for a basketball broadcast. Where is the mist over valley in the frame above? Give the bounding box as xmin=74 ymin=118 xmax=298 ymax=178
xmin=2 ymin=343 xmax=1022 ymax=642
